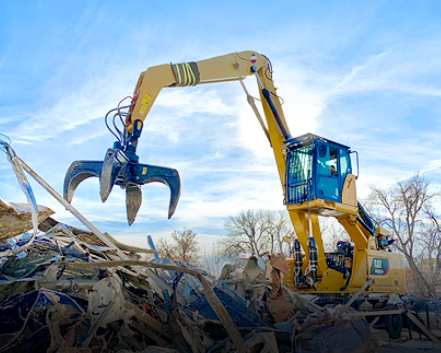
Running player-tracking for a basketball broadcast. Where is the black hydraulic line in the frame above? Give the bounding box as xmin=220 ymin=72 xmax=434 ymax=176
xmin=357 ymin=202 xmax=376 ymax=236
xmin=251 ymin=65 xmax=291 ymax=141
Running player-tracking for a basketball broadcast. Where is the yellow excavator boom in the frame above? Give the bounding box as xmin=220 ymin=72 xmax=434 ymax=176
xmin=64 ymin=50 xmax=406 ymax=296
xmin=126 ymin=51 xmax=290 ymax=189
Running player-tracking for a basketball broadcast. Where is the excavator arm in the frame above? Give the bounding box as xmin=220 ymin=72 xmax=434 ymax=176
xmin=64 ymin=51 xmax=291 ymax=224
xmin=126 ymin=51 xmax=291 ymax=183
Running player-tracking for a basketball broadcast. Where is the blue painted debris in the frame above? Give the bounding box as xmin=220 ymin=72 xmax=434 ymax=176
xmin=186 ymin=283 xmax=272 ymax=328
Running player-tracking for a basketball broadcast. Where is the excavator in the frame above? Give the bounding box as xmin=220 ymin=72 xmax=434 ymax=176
xmin=63 ymin=51 xmax=406 ymax=299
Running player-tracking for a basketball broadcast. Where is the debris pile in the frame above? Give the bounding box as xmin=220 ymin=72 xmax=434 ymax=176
xmin=1 ymin=140 xmax=441 ymax=352
xmin=0 ymin=218 xmax=347 ymax=352
xmin=1 ymin=214 xmax=440 ymax=353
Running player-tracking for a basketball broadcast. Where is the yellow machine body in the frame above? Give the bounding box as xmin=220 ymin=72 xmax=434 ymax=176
xmin=85 ymin=50 xmax=407 ymax=295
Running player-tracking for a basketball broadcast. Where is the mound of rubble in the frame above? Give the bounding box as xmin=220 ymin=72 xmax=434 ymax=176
xmin=0 ymin=142 xmax=440 ymax=353
xmin=0 ymin=205 xmax=440 ymax=353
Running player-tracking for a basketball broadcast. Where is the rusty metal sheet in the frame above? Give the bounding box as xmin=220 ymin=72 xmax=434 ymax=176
xmin=268 ymin=254 xmax=295 ymax=323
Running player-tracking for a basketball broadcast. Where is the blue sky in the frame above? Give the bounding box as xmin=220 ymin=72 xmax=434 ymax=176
xmin=1 ymin=1 xmax=441 ymax=252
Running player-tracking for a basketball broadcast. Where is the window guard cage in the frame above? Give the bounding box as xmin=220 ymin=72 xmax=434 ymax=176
xmin=286 ymin=141 xmax=315 ymax=204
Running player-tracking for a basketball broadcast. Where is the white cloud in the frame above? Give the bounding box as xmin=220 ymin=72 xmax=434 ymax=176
xmin=68 ymin=130 xmax=109 ymax=146
xmin=329 ymin=43 xmax=441 ymax=97
xmin=155 ymin=89 xmax=235 ymax=116
xmin=10 ymin=140 xmax=34 ymax=146
xmin=421 ymin=159 xmax=441 ymax=174
xmin=6 ymin=73 xmax=135 ymax=144
xmin=335 ymin=51 xmax=392 ymax=91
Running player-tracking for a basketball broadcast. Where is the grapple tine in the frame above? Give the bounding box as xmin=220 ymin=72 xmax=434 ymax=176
xmin=165 ymin=169 xmax=181 ymax=219
xmin=100 ymin=148 xmax=128 ymax=202
xmin=126 ymin=185 xmax=142 ymax=225
xmin=131 ymin=163 xmax=181 ymax=219
xmin=63 ymin=161 xmax=103 ymax=203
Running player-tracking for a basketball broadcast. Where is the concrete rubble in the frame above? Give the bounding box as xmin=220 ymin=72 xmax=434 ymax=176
xmin=1 ymin=144 xmax=441 ymax=352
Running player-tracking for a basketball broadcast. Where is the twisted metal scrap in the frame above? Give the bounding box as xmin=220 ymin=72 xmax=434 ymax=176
xmin=66 ymin=260 xmax=247 ymax=353
xmin=0 ymin=139 xmax=38 ymax=256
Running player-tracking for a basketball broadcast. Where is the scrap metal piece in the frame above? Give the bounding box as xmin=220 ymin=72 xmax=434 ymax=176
xmin=244 ymin=331 xmax=279 ymax=353
xmin=82 ymin=301 xmax=114 ymax=348
xmin=148 ymin=235 xmax=161 ymax=261
xmin=142 ymin=347 xmax=178 ymax=353
xmin=268 ymin=253 xmax=295 ymax=323
xmin=104 ymin=232 xmax=156 ymax=254
xmin=297 ymin=317 xmax=379 ymax=353
xmin=67 ymin=260 xmax=247 ymax=353
xmin=337 ymin=278 xmax=373 ymax=318
xmin=17 ymin=155 xmax=118 ymax=248
xmin=129 ymin=321 xmax=171 ymax=348
xmin=46 ymin=304 xmax=70 ymax=353
xmin=243 ymin=256 xmax=265 ymax=284
xmin=0 ymin=198 xmax=54 ymax=240
xmin=218 ymin=264 xmax=235 ymax=280
xmin=0 ymin=141 xmax=43 ymax=254
xmin=87 ymin=277 xmax=133 ymax=327
xmin=57 ymin=346 xmax=92 ymax=353
xmin=0 ymin=289 xmax=85 ymax=353
xmin=405 ymin=311 xmax=441 ymax=349
xmin=187 ymin=283 xmax=272 ymax=328
xmin=124 ymin=302 xmax=172 ymax=340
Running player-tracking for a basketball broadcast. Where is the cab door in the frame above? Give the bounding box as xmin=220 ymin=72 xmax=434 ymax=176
xmin=315 ymin=142 xmax=340 ymax=202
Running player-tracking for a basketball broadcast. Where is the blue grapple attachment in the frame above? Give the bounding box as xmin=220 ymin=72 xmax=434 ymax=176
xmin=63 ymin=119 xmax=181 ymax=225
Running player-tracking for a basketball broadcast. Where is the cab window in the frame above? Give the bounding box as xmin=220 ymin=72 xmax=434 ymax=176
xmin=329 ymin=148 xmax=338 ymax=176
xmin=339 ymin=149 xmax=352 ymax=185
xmin=317 ymin=144 xmax=338 ymax=176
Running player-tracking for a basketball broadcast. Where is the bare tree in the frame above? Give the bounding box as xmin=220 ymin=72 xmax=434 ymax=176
xmin=157 ymin=228 xmax=200 ymax=264
xmin=417 ymin=206 xmax=441 ymax=296
xmin=320 ymin=218 xmax=351 ymax=252
xmin=218 ymin=210 xmax=294 ymax=257
xmin=267 ymin=210 xmax=295 ymax=254
xmin=368 ymin=173 xmax=440 ymax=297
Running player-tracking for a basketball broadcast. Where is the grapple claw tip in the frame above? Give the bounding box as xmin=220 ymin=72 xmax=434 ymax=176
xmin=126 ymin=185 xmax=143 ymax=225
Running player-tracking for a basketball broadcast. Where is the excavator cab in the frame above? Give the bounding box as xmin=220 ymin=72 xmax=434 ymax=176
xmin=285 ymin=133 xmax=353 ymax=206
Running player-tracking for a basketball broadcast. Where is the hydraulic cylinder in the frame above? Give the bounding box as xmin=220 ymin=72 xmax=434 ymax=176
xmin=308 ymin=237 xmax=318 ymax=283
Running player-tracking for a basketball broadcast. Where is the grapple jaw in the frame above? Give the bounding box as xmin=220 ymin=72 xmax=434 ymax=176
xmin=64 ymin=153 xmax=181 ymax=225
xmin=64 ymin=114 xmax=181 ymax=226
xmin=63 ymin=161 xmax=102 ymax=204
